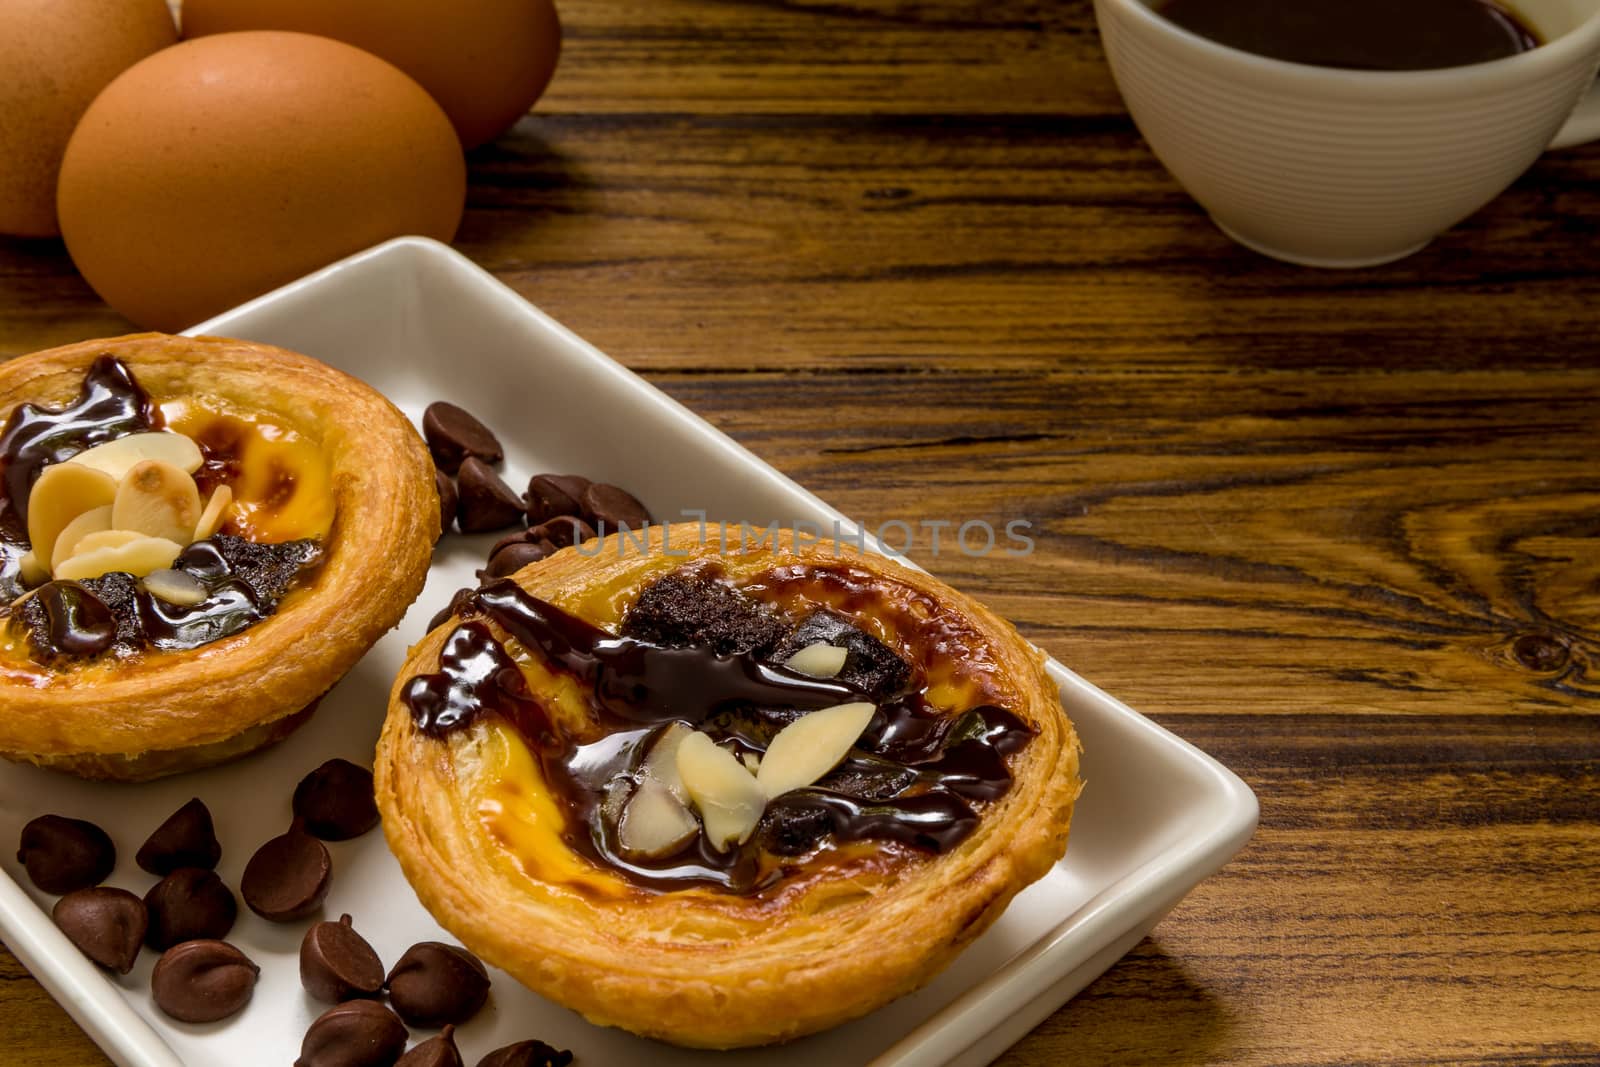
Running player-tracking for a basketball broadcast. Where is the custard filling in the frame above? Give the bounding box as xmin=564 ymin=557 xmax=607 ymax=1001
xmin=162 ymin=399 xmax=333 ymax=545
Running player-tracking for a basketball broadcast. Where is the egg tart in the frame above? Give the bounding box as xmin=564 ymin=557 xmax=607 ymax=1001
xmin=0 ymin=333 xmax=437 ymax=781
xmin=376 ymin=524 xmax=1081 ymax=1048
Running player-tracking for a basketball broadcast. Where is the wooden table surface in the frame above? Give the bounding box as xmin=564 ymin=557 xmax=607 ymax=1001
xmin=4 ymin=1 xmax=1599 ymax=1063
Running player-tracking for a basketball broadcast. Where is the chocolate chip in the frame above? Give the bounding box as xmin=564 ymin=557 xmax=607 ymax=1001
xmin=580 ymin=483 xmax=650 ymax=532
xmin=423 ymin=402 xmax=503 ymax=475
xmin=435 ymin=471 xmax=458 ymax=537
xmin=488 ymin=530 xmax=533 ymax=557
xmin=528 ymin=517 xmax=595 ymax=549
xmin=770 ymin=610 xmax=911 ymax=700
xmin=456 ymin=457 xmax=525 ymax=533
xmin=17 ymin=814 xmax=116 ymax=894
xmin=524 ymin=474 xmax=590 ymax=525
xmin=293 ymin=759 xmax=380 ymax=841
xmin=489 ymin=541 xmax=557 ymax=579
xmin=475 ymin=1040 xmax=574 ymax=1067
xmin=144 ymin=867 xmax=237 ymax=950
xmin=386 ymin=942 xmax=490 ymax=1028
xmin=427 ymin=587 xmax=478 ymax=632
xmin=297 ymin=1000 xmax=409 ymax=1067
xmin=620 ymin=572 xmax=788 ymax=657
xmin=135 ymin=798 xmax=221 ymax=875
xmin=301 ymin=914 xmax=385 ymax=1004
xmin=52 ymin=887 xmax=146 ymax=974
xmin=241 ymin=825 xmax=331 ymax=922
xmin=398 ymin=1025 xmax=463 ymax=1067
xmin=151 ymin=940 xmax=259 ymax=1023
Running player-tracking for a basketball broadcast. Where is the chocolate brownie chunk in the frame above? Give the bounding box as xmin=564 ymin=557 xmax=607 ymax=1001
xmin=205 ymin=534 xmax=321 ymax=606
xmin=620 ymin=573 xmax=787 ymax=657
xmin=756 ymin=801 xmax=834 ymax=857
xmin=16 ymin=572 xmax=142 ymax=659
xmin=770 ymin=610 xmax=911 ymax=700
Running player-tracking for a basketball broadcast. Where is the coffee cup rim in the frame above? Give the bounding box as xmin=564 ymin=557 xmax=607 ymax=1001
xmin=1103 ymin=0 xmax=1600 ymax=94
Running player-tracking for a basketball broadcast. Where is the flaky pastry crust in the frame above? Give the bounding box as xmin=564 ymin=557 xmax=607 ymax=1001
xmin=376 ymin=524 xmax=1081 ymax=1048
xmin=0 ymin=333 xmax=438 ymax=780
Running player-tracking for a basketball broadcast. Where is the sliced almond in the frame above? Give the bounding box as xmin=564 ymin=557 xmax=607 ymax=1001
xmin=757 ymin=701 xmax=877 ymax=799
xmin=675 ymin=731 xmax=767 ymax=851
xmin=616 ymin=778 xmax=700 ymax=860
xmin=142 ymin=568 xmax=207 ymax=607
xmin=640 ymin=721 xmax=695 ymax=804
xmin=70 ymin=432 xmax=203 ymax=481
xmin=69 ymin=529 xmax=145 ymax=555
xmin=49 ymin=504 xmax=113 ymax=572
xmin=784 ymin=641 xmax=849 ymax=679
xmin=55 ymin=535 xmax=183 ymax=582
xmin=192 ymin=484 xmax=233 ymax=541
xmin=26 ymin=462 xmax=118 ymax=564
xmin=17 ymin=550 xmax=49 ymax=588
xmin=111 ymin=460 xmax=201 ymax=545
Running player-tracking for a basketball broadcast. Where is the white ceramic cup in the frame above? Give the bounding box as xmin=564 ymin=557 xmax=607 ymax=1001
xmin=1095 ymin=0 xmax=1600 ymax=266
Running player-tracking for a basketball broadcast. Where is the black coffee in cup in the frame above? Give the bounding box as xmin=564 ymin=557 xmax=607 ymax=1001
xmin=1153 ymin=0 xmax=1541 ymax=70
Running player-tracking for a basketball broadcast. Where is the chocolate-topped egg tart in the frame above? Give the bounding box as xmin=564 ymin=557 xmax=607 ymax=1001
xmin=376 ymin=524 xmax=1081 ymax=1048
xmin=0 ymin=333 xmax=437 ymax=780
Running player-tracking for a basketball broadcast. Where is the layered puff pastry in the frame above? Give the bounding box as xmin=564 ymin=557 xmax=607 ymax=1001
xmin=0 ymin=333 xmax=437 ymax=780
xmin=376 ymin=524 xmax=1081 ymax=1048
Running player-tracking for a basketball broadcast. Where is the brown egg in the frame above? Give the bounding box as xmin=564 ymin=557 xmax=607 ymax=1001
xmin=181 ymin=0 xmax=561 ymax=149
xmin=0 ymin=0 xmax=177 ymax=237
xmin=57 ymin=31 xmax=465 ymax=331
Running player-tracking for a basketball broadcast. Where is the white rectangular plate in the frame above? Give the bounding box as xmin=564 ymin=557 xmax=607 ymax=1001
xmin=0 ymin=237 xmax=1257 ymax=1067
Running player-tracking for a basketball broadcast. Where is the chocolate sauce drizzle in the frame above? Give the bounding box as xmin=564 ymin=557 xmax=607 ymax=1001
xmin=31 ymin=580 xmax=119 ymax=657
xmin=0 ymin=356 xmax=323 ymax=661
xmin=475 ymin=580 xmax=861 ymax=724
xmin=0 ymin=355 xmax=157 ymax=526
xmin=408 ymin=621 xmax=550 ymax=743
xmin=402 ymin=578 xmax=1035 ymax=894
xmin=0 ymin=357 xmax=156 ymax=601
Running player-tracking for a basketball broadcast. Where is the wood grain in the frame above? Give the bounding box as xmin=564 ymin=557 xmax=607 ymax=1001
xmin=3 ymin=0 xmax=1600 ymax=1063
